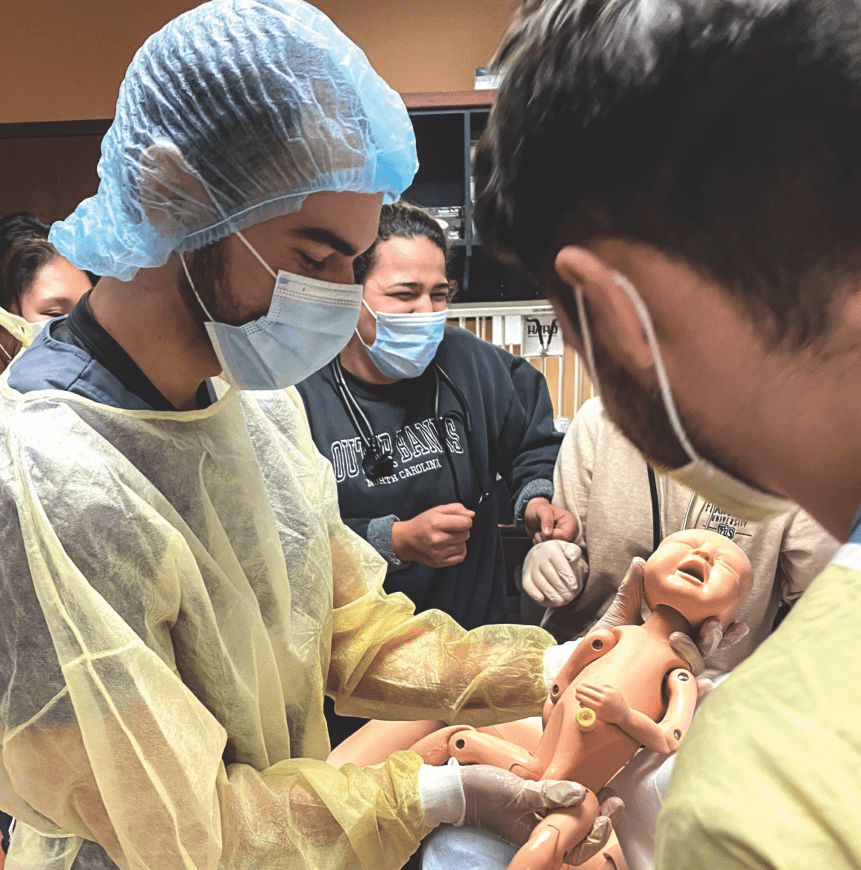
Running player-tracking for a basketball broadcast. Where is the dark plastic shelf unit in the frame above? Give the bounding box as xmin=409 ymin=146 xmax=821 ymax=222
xmin=400 ymin=91 xmax=539 ymax=303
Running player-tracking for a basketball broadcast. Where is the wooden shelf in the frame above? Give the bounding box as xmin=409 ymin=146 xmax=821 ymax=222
xmin=0 ymin=93 xmax=495 ymax=137
xmin=0 ymin=119 xmax=111 ymax=139
xmin=401 ymin=90 xmax=495 ymax=109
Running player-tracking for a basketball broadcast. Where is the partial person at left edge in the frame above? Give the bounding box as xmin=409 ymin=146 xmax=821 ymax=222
xmin=0 ymin=211 xmax=92 ymax=372
xmin=0 ymin=210 xmax=91 ymax=863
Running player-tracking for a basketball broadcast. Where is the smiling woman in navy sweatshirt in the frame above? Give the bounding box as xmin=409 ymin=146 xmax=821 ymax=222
xmin=297 ymin=203 xmax=575 ymax=634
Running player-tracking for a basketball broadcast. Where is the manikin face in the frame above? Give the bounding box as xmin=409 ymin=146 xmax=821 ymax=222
xmin=642 ymin=529 xmax=753 ymax=631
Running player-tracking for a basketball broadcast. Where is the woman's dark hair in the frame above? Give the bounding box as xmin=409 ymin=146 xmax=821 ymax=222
xmin=0 ymin=211 xmax=57 ymax=312
xmin=353 ymin=201 xmax=451 ymax=288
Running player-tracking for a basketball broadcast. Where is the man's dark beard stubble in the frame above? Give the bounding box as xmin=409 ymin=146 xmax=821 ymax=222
xmin=589 ymin=332 xmax=693 ymax=471
xmin=551 ymin=282 xmax=692 ymax=470
xmin=178 ymin=238 xmax=252 ymax=327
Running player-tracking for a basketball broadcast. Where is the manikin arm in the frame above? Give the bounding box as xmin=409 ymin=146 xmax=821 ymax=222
xmin=575 ymin=669 xmax=698 ymax=754
xmin=550 ymin=630 xmax=617 ymax=698
xmin=544 ymin=629 xmax=618 ymax=726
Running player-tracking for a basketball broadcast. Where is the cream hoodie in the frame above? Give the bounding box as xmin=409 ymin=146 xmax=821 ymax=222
xmin=541 ymin=397 xmax=839 ymax=675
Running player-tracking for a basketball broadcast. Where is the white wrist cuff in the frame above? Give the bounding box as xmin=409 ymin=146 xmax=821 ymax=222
xmin=418 ymin=758 xmax=465 ymax=828
xmin=542 ymin=639 xmax=582 ymax=692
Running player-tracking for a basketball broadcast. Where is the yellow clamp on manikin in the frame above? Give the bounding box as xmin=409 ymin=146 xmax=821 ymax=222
xmin=576 ymin=707 xmax=597 ymax=732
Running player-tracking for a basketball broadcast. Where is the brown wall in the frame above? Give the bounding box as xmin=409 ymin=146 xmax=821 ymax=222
xmin=0 ymin=0 xmax=517 ymax=124
xmin=0 ymin=137 xmax=103 ymax=225
xmin=316 ymin=0 xmax=518 ymax=94
xmin=0 ymin=0 xmax=516 ymax=221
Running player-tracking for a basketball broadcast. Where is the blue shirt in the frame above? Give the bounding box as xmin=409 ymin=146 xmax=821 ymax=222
xmin=8 ymin=293 xmax=213 ymax=410
xmin=850 ymin=503 xmax=861 ymax=545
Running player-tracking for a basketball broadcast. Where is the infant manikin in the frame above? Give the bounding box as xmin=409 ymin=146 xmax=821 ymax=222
xmin=328 ymin=529 xmax=752 ymax=870
xmin=411 ymin=529 xmax=752 ymax=870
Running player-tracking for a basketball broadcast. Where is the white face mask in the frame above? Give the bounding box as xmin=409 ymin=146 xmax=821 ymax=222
xmin=574 ymin=273 xmax=792 ymax=523
xmin=180 ymin=232 xmax=363 ymax=391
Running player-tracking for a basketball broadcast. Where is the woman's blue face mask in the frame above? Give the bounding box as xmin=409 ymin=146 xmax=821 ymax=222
xmin=357 ymin=298 xmax=447 ymax=380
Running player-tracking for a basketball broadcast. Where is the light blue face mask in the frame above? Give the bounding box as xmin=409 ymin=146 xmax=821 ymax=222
xmin=358 ymin=299 xmax=447 ymax=379
xmin=180 ymin=232 xmax=363 ymax=391
xmin=574 ymin=273 xmax=792 ymax=523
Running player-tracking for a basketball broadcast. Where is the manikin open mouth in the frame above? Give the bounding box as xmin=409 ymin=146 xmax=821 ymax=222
xmin=676 ymin=558 xmax=708 ymax=583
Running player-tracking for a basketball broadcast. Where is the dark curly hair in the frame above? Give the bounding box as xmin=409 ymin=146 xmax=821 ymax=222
xmin=353 ymin=202 xmax=453 ymax=296
xmin=475 ymin=0 xmax=861 ymax=350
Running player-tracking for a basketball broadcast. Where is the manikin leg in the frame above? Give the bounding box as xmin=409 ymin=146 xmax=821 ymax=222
xmin=410 ymin=726 xmax=546 ymax=778
xmin=506 ymin=791 xmax=601 ymax=870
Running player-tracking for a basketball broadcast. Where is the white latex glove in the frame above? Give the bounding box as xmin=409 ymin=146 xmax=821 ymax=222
xmin=594 ymin=557 xmax=749 ymax=676
xmin=593 ymin=557 xmax=646 ymax=631
xmin=459 ymin=764 xmax=617 ymax=864
xmin=520 ymin=540 xmax=584 ymax=607
xmin=668 ymin=618 xmax=750 ymax=676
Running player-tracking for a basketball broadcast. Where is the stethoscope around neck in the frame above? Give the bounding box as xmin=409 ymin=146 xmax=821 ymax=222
xmin=331 ymin=356 xmax=490 ymax=510
xmin=647 ymin=464 xmax=697 ymax=552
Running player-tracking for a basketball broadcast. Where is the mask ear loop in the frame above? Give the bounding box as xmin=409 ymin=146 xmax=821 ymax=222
xmin=574 ymin=285 xmax=603 ymax=397
xmin=234 ymin=230 xmax=277 ymax=279
xmin=178 ymin=251 xmax=217 ymax=322
xmin=608 ymin=271 xmax=699 ymax=464
xmin=354 ymin=298 xmax=378 ymax=350
xmin=0 ymin=341 xmax=12 ymax=363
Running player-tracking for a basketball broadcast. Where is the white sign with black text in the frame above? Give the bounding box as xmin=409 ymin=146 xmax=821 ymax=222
xmin=523 ymin=314 xmax=563 ymax=356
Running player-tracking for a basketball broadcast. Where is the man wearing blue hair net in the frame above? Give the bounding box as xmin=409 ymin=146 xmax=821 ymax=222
xmin=0 ymin=2 xmax=617 ymax=868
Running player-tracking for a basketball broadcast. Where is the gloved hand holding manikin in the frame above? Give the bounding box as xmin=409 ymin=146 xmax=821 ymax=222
xmin=410 ymin=529 xmax=753 ymax=870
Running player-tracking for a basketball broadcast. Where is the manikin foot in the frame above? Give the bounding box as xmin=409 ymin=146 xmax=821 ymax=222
xmin=506 ymin=790 xmax=601 ymax=870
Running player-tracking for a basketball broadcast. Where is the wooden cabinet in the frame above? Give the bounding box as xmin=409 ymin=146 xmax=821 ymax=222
xmin=1 ymin=90 xmax=536 ymax=307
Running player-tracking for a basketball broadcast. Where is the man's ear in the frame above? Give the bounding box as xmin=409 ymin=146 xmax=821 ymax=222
xmin=554 ymin=245 xmax=655 ymax=375
xmin=138 ymin=142 xmax=212 ymax=237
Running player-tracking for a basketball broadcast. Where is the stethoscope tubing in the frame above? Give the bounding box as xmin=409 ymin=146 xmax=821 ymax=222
xmin=331 ymin=357 xmax=488 ymax=509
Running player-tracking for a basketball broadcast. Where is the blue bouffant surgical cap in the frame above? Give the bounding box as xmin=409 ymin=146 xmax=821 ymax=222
xmin=50 ymin=0 xmax=418 ymax=280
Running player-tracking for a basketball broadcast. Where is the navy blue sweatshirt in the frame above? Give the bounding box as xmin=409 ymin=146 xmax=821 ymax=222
xmin=296 ymin=326 xmax=562 ymax=629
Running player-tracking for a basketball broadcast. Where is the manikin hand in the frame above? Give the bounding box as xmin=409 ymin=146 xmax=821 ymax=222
xmin=520 ymin=539 xmax=584 ymax=607
xmin=668 ymin=618 xmax=750 ymax=676
xmin=391 ymin=504 xmax=474 ymax=568
xmin=524 ymin=498 xmax=579 ymax=545
xmin=594 ymin=557 xmax=748 ymax=677
xmin=459 ymin=764 xmax=620 ymax=865
xmin=574 ymin=683 xmax=629 ymax=726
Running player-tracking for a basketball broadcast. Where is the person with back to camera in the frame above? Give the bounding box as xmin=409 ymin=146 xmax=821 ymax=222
xmin=474 ymin=0 xmax=861 ymax=866
xmin=0 ymin=3 xmax=617 ymax=869
xmin=522 ymin=397 xmax=838 ymax=678
xmin=0 ymin=211 xmax=92 ymax=372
